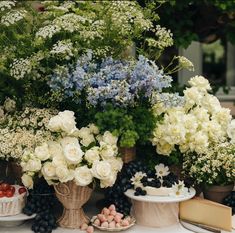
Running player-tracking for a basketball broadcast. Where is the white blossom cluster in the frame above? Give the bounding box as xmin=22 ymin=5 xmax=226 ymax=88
xmin=1 ymin=10 xmax=26 ymax=26
xmin=21 ymin=110 xmax=123 ymax=189
xmin=0 ymin=1 xmax=15 ymax=12
xmin=151 ymin=76 xmax=234 ymax=156
xmin=0 ymin=107 xmax=58 ymax=160
xmin=50 ymin=40 xmax=75 ymax=59
xmin=146 ymin=25 xmax=173 ymax=50
xmin=36 ymin=25 xmax=60 ymax=39
xmin=10 ymin=57 xmax=32 ymax=80
xmin=183 ymin=142 xmax=235 ymax=185
xmin=177 ymin=56 xmax=194 ymax=71
xmin=109 ymin=1 xmax=152 ymax=36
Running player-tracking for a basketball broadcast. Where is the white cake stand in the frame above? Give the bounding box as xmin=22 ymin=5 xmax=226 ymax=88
xmin=125 ymin=188 xmax=195 ymax=228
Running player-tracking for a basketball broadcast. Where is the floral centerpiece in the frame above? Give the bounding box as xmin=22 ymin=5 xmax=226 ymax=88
xmin=21 ymin=110 xmax=123 ymax=228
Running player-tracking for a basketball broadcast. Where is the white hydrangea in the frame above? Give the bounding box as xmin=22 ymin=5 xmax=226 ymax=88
xmin=1 ymin=10 xmax=26 ymax=26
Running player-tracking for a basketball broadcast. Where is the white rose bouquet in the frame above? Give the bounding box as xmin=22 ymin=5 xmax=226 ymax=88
xmin=151 ymin=76 xmax=234 ymax=156
xmin=21 ymin=110 xmax=123 ymax=189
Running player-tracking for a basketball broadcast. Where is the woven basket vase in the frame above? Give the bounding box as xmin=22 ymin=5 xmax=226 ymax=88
xmin=54 ymin=181 xmax=93 ymax=229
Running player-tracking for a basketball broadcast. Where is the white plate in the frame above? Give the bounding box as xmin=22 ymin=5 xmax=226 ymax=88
xmin=0 ymin=213 xmax=36 ymax=227
xmin=91 ymin=217 xmax=136 ymax=232
xmin=124 ymin=188 xmax=195 ymax=203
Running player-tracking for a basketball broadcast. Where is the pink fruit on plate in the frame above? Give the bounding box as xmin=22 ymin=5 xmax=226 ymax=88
xmin=94 ymin=218 xmax=101 ymax=226
xmin=102 ymin=207 xmax=110 ymax=216
xmin=107 ymin=215 xmax=114 ymax=223
xmin=109 ymin=204 xmax=116 ymax=211
xmin=101 ymin=221 xmax=109 ymax=228
xmin=110 ymin=210 xmax=117 ymax=216
xmin=108 ymin=221 xmax=116 ymax=228
xmin=97 ymin=214 xmax=106 ymax=222
xmin=116 ymin=223 xmax=121 ymax=228
xmin=86 ymin=226 xmax=94 ymax=233
xmin=116 ymin=213 xmax=124 ymax=218
xmin=121 ymin=219 xmax=130 ymax=227
xmin=81 ymin=223 xmax=88 ymax=230
xmin=114 ymin=215 xmax=121 ymax=223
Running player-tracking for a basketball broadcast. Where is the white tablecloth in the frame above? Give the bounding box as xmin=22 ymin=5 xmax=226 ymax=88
xmin=0 ymin=192 xmax=234 ymax=233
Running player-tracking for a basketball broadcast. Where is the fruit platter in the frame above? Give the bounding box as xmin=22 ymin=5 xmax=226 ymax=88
xmin=91 ymin=204 xmax=136 ymax=232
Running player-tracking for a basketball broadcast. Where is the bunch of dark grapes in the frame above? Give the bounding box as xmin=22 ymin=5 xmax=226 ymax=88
xmin=23 ymin=179 xmax=58 ymax=233
xmin=223 ymin=191 xmax=235 ymax=215
xmin=105 ymin=160 xmax=152 ymax=215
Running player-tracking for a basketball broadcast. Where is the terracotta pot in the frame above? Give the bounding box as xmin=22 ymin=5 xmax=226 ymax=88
xmin=54 ymin=181 xmax=92 ymax=229
xmin=119 ymin=147 xmax=136 ymax=163
xmin=203 ymin=183 xmax=234 ymax=203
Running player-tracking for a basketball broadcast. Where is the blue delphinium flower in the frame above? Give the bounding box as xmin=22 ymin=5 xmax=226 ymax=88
xmin=48 ymin=51 xmax=175 ymax=107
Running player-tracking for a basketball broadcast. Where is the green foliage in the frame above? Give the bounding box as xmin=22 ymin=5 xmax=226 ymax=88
xmin=94 ymin=104 xmax=157 ymax=148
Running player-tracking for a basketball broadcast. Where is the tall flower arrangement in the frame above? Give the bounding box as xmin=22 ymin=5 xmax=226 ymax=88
xmin=21 ymin=111 xmax=123 ymax=189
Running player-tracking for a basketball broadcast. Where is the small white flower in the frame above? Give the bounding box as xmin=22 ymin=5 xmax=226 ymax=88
xmin=155 ymin=163 xmax=170 ymax=178
xmin=130 ymin=172 xmax=146 ymax=188
xmin=169 ymin=181 xmax=188 ymax=197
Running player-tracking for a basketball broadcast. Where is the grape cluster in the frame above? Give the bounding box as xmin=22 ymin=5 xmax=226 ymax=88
xmin=223 ymin=191 xmax=235 ymax=215
xmin=105 ymin=160 xmax=151 ymax=215
xmin=23 ymin=179 xmax=58 ymax=233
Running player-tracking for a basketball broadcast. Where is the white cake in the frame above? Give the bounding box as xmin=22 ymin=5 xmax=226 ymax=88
xmin=0 ymin=185 xmax=26 ymax=216
xmin=144 ymin=186 xmax=172 ymax=196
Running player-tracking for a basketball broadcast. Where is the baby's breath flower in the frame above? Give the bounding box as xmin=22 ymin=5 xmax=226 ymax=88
xmin=1 ymin=10 xmax=26 ymax=26
xmin=0 ymin=1 xmax=15 ymax=12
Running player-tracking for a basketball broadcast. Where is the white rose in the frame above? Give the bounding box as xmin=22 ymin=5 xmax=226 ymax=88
xmin=188 ymin=76 xmax=211 ymax=91
xmin=24 ymin=158 xmax=42 ymax=172
xmin=156 ymin=141 xmax=174 ymax=156
xmin=100 ymin=144 xmax=118 ymax=159
xmin=35 ymin=143 xmax=50 ymax=161
xmin=59 ymin=110 xmax=77 ymax=134
xmin=21 ymin=174 xmax=34 ymax=189
xmin=78 ymin=127 xmax=91 ymax=138
xmin=107 ymin=158 xmax=123 ymax=172
xmin=48 ymin=141 xmax=63 ymax=157
xmin=100 ymin=173 xmax=117 ymax=188
xmin=88 ymin=124 xmax=99 ymax=134
xmin=84 ymin=147 xmax=100 ymax=164
xmin=227 ymin=119 xmax=235 ymax=143
xmin=80 ymin=134 xmax=95 ymax=147
xmin=60 ymin=137 xmax=79 ymax=148
xmin=52 ymin=155 xmax=67 ymax=167
xmin=63 ymin=143 xmax=84 ymax=164
xmin=101 ymin=131 xmax=118 ymax=145
xmin=47 ymin=115 xmax=61 ymax=132
xmin=74 ymin=166 xmax=93 ymax=186
xmin=41 ymin=162 xmax=57 ymax=180
xmin=91 ymin=160 xmax=112 ymax=180
xmin=56 ymin=166 xmax=74 ymax=183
